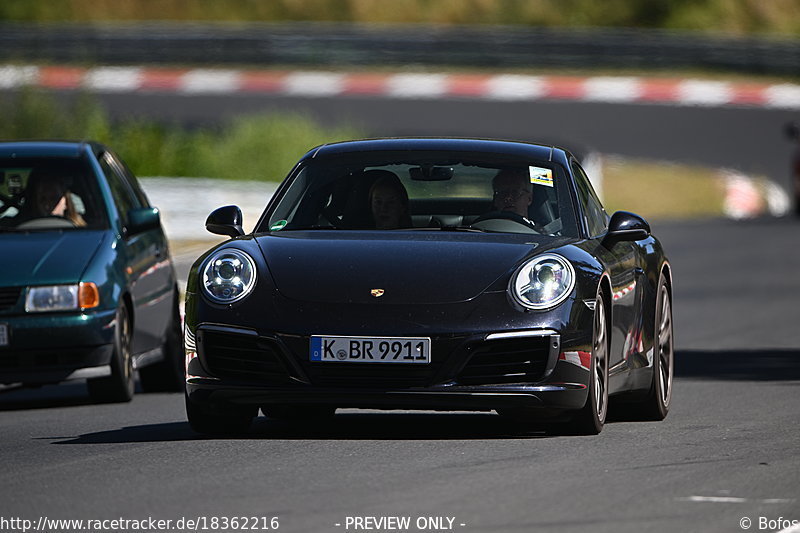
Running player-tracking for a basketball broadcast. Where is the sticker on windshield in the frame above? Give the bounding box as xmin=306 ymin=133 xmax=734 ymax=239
xmin=529 ymin=166 xmax=554 ymax=187
xmin=270 ymin=219 xmax=288 ymax=231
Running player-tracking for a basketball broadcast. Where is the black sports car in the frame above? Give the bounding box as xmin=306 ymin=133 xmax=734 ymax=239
xmin=184 ymin=138 xmax=673 ymax=435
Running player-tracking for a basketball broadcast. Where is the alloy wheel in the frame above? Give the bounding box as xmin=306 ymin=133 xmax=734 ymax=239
xmin=657 ymin=284 xmax=673 ymax=409
xmin=593 ymin=295 xmax=608 ymax=423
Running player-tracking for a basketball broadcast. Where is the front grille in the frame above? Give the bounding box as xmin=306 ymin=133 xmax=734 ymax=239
xmin=0 ymin=287 xmax=22 ymax=311
xmin=456 ymin=337 xmax=551 ymax=385
xmin=199 ymin=330 xmax=294 ymax=383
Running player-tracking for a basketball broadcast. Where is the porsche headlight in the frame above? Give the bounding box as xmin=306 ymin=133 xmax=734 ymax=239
xmin=510 ymin=254 xmax=575 ymax=310
xmin=202 ymin=249 xmax=256 ymax=304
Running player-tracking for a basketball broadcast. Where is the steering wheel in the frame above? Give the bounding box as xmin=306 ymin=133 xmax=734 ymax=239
xmin=16 ymin=216 xmax=77 ymax=229
xmin=470 ymin=210 xmax=542 ymax=233
xmin=318 ymin=207 xmax=345 ymax=229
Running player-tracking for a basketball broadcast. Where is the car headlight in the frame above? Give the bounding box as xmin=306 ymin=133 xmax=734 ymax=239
xmin=201 ymin=249 xmax=257 ymax=304
xmin=510 ymin=254 xmax=575 ymax=310
xmin=25 ymin=282 xmax=100 ymax=312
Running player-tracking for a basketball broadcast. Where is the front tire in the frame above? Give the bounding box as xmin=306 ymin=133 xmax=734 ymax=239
xmin=567 ymin=289 xmax=609 ymax=435
xmin=87 ymin=304 xmax=135 ymax=403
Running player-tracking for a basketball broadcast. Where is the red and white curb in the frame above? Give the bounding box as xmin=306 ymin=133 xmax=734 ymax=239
xmin=559 ymin=351 xmax=591 ymax=371
xmin=2 ymin=65 xmax=800 ymax=109
xmin=721 ymin=169 xmax=791 ymax=219
xmin=613 ymin=282 xmax=637 ymax=301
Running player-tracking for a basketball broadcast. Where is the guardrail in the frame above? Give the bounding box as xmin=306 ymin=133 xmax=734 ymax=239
xmin=1 ymin=23 xmax=798 ymax=75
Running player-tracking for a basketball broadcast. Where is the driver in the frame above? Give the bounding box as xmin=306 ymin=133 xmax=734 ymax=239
xmin=15 ymin=172 xmax=86 ymax=227
xmin=489 ymin=168 xmax=538 ymax=227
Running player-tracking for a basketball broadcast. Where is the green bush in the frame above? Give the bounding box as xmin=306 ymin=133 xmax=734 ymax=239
xmin=1 ymin=0 xmax=799 ymax=35
xmin=0 ymin=90 xmax=363 ymax=181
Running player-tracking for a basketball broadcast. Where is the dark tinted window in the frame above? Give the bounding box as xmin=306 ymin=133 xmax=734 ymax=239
xmin=106 ymin=151 xmax=150 ymax=207
xmin=261 ymin=151 xmax=581 ymax=238
xmin=100 ymin=153 xmax=140 ymax=228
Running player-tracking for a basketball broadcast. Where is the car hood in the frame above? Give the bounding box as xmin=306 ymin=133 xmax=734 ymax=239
xmin=0 ymin=230 xmax=107 ymax=286
xmin=256 ymin=231 xmax=564 ymax=305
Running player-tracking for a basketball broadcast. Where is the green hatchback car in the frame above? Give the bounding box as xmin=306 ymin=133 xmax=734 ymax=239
xmin=0 ymin=141 xmax=183 ymax=402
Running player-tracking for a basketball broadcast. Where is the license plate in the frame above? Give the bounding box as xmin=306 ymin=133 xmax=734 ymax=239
xmin=310 ymin=335 xmax=431 ymax=364
xmin=0 ymin=324 xmax=8 ymax=347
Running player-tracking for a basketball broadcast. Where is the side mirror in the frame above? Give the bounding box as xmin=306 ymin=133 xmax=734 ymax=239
xmin=206 ymin=205 xmax=244 ymax=238
xmin=603 ymin=211 xmax=650 ymax=247
xmin=127 ymin=207 xmax=161 ymax=235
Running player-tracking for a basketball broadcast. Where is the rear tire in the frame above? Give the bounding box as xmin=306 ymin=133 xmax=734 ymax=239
xmin=139 ymin=292 xmax=184 ymax=393
xmin=87 ymin=304 xmax=135 ymax=403
xmin=185 ymin=394 xmax=255 ymax=435
xmin=566 ymin=289 xmax=609 ymax=435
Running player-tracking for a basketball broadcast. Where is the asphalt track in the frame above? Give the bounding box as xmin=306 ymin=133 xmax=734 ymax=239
xmin=2 ymin=218 xmax=799 ymax=533
xmin=2 ymin=93 xmax=799 ymax=533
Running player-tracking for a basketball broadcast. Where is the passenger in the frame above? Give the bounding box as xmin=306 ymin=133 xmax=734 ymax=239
xmin=16 ymin=172 xmax=86 ymax=227
xmin=368 ymin=173 xmax=412 ymax=229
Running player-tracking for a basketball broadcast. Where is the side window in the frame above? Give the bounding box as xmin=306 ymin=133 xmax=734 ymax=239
xmin=99 ymin=153 xmax=139 ymax=229
xmin=572 ymin=162 xmax=608 ymax=237
xmin=107 ymin=151 xmax=151 ymax=207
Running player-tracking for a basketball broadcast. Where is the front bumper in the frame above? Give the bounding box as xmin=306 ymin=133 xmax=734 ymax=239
xmin=0 ymin=309 xmax=116 ymax=385
xmin=186 ymin=322 xmax=594 ymax=415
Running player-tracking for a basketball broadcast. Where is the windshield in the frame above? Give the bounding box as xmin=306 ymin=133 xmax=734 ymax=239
xmin=258 ymin=151 xmax=580 ymax=237
xmin=0 ymin=156 xmax=108 ymax=232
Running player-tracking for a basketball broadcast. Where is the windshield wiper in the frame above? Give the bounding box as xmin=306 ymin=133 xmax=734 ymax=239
xmin=438 ymin=226 xmax=491 ymax=233
xmin=275 ymin=226 xmax=495 ymax=233
xmin=402 ymin=226 xmax=491 ymax=233
xmin=273 ymin=225 xmax=340 ymax=231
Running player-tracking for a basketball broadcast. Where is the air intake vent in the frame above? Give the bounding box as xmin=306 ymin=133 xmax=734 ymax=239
xmin=199 ymin=330 xmax=294 ymax=383
xmin=457 ymin=337 xmax=551 ymax=385
xmin=0 ymin=287 xmax=22 ymax=311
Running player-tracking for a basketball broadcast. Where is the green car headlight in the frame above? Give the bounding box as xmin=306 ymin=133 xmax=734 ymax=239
xmin=201 ymin=249 xmax=257 ymax=304
xmin=26 ymin=285 xmax=78 ymax=312
xmin=25 ymin=282 xmax=100 ymax=312
xmin=510 ymin=254 xmax=575 ymax=310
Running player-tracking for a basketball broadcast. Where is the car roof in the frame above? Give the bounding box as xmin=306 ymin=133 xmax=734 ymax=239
xmin=307 ymin=138 xmax=572 ymax=165
xmin=0 ymin=140 xmax=102 ymax=158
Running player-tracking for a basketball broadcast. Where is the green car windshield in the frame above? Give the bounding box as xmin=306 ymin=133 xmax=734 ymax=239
xmin=0 ymin=157 xmax=108 ymax=231
xmin=261 ymin=152 xmax=580 ymax=237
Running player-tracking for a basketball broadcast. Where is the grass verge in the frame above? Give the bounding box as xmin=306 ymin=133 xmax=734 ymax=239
xmin=2 ymin=0 xmax=798 ymax=36
xmin=1 ymin=90 xmax=726 ymax=220
xmin=0 ymin=89 xmax=364 ymax=181
xmin=602 ymin=156 xmax=725 ymax=220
